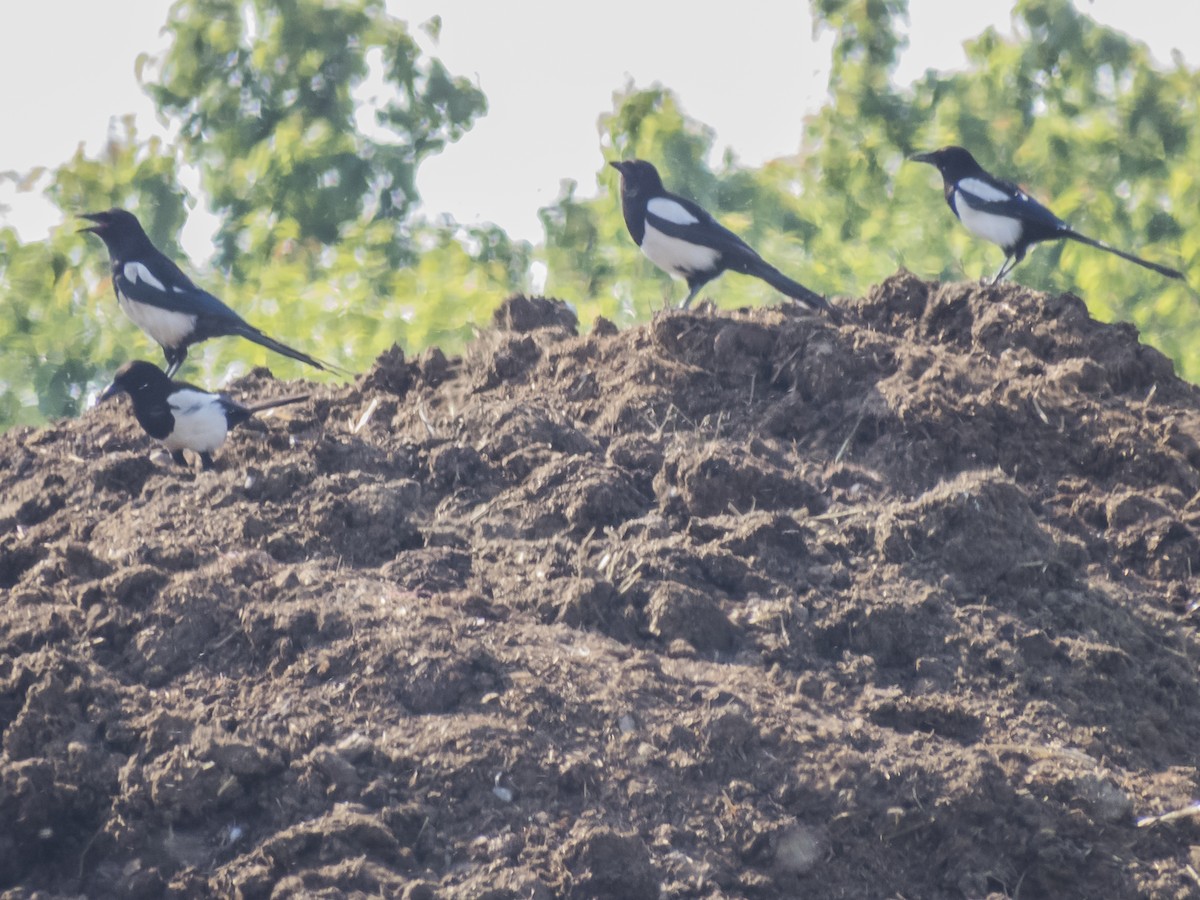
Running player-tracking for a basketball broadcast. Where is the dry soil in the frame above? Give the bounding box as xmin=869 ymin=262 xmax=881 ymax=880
xmin=4 ymin=273 xmax=1200 ymax=898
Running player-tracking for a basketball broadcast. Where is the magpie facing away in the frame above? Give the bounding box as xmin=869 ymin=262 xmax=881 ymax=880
xmin=912 ymin=146 xmax=1184 ymax=284
xmin=81 ymin=208 xmax=339 ymax=377
xmin=100 ymin=360 xmax=308 ymax=470
xmin=610 ymin=160 xmax=840 ymax=321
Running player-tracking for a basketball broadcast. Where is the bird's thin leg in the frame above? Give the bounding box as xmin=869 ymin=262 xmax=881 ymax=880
xmin=991 ymin=255 xmax=1016 ymax=284
xmin=164 ymin=348 xmax=185 ymax=378
xmin=679 ymin=284 xmax=702 ymax=309
xmin=199 ymin=452 xmax=215 ymax=471
xmin=170 ymin=450 xmax=189 ymax=467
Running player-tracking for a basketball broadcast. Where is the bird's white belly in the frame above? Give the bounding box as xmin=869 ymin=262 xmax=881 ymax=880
xmin=118 ymin=293 xmax=197 ymax=349
xmin=165 ymin=392 xmax=229 ymax=453
xmin=641 ymin=223 xmax=721 ymax=279
xmin=955 ymin=196 xmax=1024 ymax=250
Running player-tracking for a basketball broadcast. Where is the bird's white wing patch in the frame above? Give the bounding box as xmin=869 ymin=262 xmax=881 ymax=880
xmin=641 ymin=223 xmax=721 ymax=279
xmin=955 ymin=191 xmax=1024 ymax=250
xmin=123 ymin=261 xmax=166 ymax=291
xmin=956 ymin=177 xmax=1010 ymax=204
xmin=165 ymin=390 xmax=230 ymax=453
xmin=647 ymin=196 xmax=699 ymax=225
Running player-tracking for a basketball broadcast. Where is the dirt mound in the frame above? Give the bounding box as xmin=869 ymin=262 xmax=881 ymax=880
xmin=4 ymin=272 xmax=1200 ymax=898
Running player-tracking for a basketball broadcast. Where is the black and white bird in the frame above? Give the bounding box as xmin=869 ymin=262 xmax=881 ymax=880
xmin=99 ymin=360 xmax=308 ymax=470
xmin=610 ymin=159 xmax=840 ymax=320
xmin=912 ymin=146 xmax=1184 ymax=284
xmin=81 ymin=208 xmax=339 ymax=377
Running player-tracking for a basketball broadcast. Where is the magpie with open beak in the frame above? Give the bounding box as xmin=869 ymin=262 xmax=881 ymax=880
xmin=81 ymin=208 xmax=341 ymax=377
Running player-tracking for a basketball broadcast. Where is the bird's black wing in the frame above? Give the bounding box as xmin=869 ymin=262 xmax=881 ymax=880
xmin=642 ymin=193 xmax=762 ymax=261
xmin=954 ymin=174 xmax=1066 ymax=233
xmin=132 ymin=397 xmax=176 ymax=441
xmin=644 ymin=190 xmax=836 ymax=317
xmin=113 ymin=257 xmax=250 ymax=325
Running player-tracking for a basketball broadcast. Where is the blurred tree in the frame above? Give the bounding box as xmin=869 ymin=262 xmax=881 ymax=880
xmin=144 ymin=0 xmax=486 ymax=270
xmin=1 ymin=0 xmax=521 ymax=429
xmin=541 ymin=0 xmax=1200 ymax=376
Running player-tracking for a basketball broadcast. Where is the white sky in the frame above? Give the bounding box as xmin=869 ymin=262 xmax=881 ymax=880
xmin=0 ymin=1 xmax=1196 ymax=260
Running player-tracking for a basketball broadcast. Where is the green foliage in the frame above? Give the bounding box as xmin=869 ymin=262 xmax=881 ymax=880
xmin=145 ymin=0 xmax=487 ymax=270
xmin=207 ymin=216 xmax=531 ymax=380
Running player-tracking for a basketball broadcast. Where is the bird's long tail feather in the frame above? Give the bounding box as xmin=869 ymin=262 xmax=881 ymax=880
xmin=748 ymin=259 xmax=843 ymax=323
xmin=1063 ymin=230 xmax=1184 ymax=280
xmin=234 ymin=325 xmax=351 ymax=376
xmin=244 ymin=393 xmax=309 ymax=415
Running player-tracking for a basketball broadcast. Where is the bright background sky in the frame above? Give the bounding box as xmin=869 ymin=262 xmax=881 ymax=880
xmin=1 ymin=1 xmax=1196 ymax=261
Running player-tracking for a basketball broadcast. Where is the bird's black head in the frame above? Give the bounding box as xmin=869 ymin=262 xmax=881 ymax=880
xmin=609 ymin=159 xmax=666 ymax=196
xmin=79 ymin=208 xmax=153 ymax=256
xmin=99 ymin=360 xmax=172 ymax=404
xmin=910 ymin=146 xmax=986 ymax=181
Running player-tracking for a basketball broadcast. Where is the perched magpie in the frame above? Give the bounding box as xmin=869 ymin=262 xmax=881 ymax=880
xmin=912 ymin=146 xmax=1184 ymax=284
xmin=81 ymin=208 xmax=339 ymax=377
xmin=100 ymin=360 xmax=307 ymax=470
xmin=610 ymin=159 xmax=840 ymax=320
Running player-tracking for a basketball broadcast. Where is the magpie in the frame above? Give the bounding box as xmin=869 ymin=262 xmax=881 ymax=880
xmin=99 ymin=360 xmax=307 ymax=470
xmin=912 ymin=146 xmax=1184 ymax=284
xmin=610 ymin=159 xmax=840 ymax=320
xmin=81 ymin=208 xmax=340 ymax=377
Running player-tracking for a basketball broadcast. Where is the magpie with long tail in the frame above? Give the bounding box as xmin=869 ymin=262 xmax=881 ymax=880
xmin=100 ymin=360 xmax=308 ymax=470
xmin=81 ymin=208 xmax=341 ymax=377
xmin=911 ymin=146 xmax=1184 ymax=284
xmin=610 ymin=159 xmax=841 ymax=320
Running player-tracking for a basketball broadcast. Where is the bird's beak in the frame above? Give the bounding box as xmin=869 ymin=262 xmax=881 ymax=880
xmin=98 ymin=382 xmax=122 ymax=404
xmin=609 ymin=161 xmax=626 ymax=174
xmin=78 ymin=212 xmax=103 ymax=234
xmin=909 ymin=151 xmax=936 ymax=164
